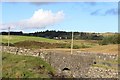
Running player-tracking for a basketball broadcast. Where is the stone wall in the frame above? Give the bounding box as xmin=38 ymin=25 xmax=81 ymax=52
xmin=1 ymin=46 xmax=118 ymax=78
xmin=76 ymin=52 xmax=118 ymax=68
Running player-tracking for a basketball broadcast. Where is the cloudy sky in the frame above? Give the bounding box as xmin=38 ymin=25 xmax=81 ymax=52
xmin=1 ymin=2 xmax=118 ymax=33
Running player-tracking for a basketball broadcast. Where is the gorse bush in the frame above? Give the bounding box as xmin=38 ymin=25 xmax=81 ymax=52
xmin=99 ymin=34 xmax=120 ymax=45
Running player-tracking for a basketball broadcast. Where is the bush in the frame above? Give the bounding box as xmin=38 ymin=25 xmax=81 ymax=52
xmin=99 ymin=34 xmax=120 ymax=45
xmin=73 ymin=45 xmax=80 ymax=49
xmin=2 ymin=43 xmax=14 ymax=46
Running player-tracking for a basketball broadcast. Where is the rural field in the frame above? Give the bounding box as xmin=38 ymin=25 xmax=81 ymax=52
xmin=1 ymin=35 xmax=119 ymax=54
xmin=1 ymin=34 xmax=119 ymax=78
xmin=1 ymin=2 xmax=119 ymax=79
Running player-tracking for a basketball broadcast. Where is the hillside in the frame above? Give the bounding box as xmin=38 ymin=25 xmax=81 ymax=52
xmin=1 ymin=35 xmax=99 ymax=49
xmin=0 ymin=35 xmax=62 ymax=44
xmin=2 ymin=52 xmax=55 ymax=78
xmin=1 ymin=35 xmax=119 ymax=54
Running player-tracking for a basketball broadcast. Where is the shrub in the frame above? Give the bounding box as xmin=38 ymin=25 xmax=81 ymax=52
xmin=99 ymin=34 xmax=120 ymax=45
xmin=73 ymin=45 xmax=80 ymax=49
xmin=2 ymin=43 xmax=14 ymax=46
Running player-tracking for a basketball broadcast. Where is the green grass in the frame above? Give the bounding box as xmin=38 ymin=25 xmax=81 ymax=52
xmin=0 ymin=35 xmax=62 ymax=44
xmin=61 ymin=40 xmax=99 ymax=48
xmin=1 ymin=35 xmax=98 ymax=49
xmin=2 ymin=52 xmax=55 ymax=78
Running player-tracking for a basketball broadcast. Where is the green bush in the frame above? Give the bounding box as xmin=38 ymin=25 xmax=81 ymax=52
xmin=73 ymin=45 xmax=80 ymax=49
xmin=99 ymin=34 xmax=120 ymax=45
xmin=58 ymin=43 xmax=71 ymax=48
xmin=2 ymin=43 xmax=15 ymax=46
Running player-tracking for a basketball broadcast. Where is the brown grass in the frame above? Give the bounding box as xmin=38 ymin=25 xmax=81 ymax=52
xmin=100 ymin=32 xmax=115 ymax=37
xmin=80 ymin=44 xmax=119 ymax=54
xmin=40 ymin=44 xmax=119 ymax=55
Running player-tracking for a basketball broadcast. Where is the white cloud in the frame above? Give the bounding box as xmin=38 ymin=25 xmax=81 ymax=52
xmin=0 ymin=9 xmax=64 ymax=30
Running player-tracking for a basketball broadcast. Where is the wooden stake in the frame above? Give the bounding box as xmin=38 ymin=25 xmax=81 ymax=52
xmin=71 ymin=32 xmax=74 ymax=55
xmin=8 ymin=27 xmax=10 ymax=53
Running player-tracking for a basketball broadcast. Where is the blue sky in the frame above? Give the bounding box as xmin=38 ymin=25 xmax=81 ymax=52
xmin=1 ymin=2 xmax=118 ymax=33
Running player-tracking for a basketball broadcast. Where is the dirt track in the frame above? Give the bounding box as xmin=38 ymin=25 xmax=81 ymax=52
xmin=37 ymin=48 xmax=118 ymax=55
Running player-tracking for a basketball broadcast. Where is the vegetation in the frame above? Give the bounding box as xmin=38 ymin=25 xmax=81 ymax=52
xmin=99 ymin=34 xmax=120 ymax=45
xmin=1 ymin=35 xmax=98 ymax=49
xmin=1 ymin=30 xmax=104 ymax=40
xmin=0 ymin=35 xmax=62 ymax=44
xmin=2 ymin=52 xmax=55 ymax=78
xmin=1 ymin=32 xmax=119 ymax=50
xmin=1 ymin=31 xmax=119 ymax=78
xmin=81 ymin=44 xmax=118 ymax=54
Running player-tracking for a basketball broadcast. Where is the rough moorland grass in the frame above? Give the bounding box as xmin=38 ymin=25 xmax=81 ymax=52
xmin=2 ymin=52 xmax=55 ymax=78
xmin=60 ymin=39 xmax=99 ymax=49
xmin=82 ymin=44 xmax=118 ymax=54
xmin=1 ymin=35 xmax=97 ymax=49
xmin=0 ymin=35 xmax=62 ymax=44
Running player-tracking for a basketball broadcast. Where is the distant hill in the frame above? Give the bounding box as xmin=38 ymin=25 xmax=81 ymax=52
xmin=1 ymin=30 xmax=106 ymax=40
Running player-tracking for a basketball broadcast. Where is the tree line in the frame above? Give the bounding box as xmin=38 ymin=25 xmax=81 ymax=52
xmin=1 ymin=30 xmax=120 ymax=45
xmin=1 ymin=30 xmax=103 ymax=40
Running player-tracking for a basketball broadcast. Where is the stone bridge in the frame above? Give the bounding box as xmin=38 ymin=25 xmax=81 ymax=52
xmin=43 ymin=51 xmax=95 ymax=77
xmin=1 ymin=46 xmax=118 ymax=78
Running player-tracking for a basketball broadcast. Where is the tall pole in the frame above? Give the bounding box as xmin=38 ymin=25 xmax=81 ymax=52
xmin=71 ymin=31 xmax=74 ymax=55
xmin=8 ymin=27 xmax=10 ymax=51
xmin=70 ymin=31 xmax=74 ymax=77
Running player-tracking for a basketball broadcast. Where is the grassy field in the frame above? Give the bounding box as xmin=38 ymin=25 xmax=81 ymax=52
xmin=1 ymin=35 xmax=99 ymax=49
xmin=62 ymin=39 xmax=99 ymax=48
xmin=2 ymin=52 xmax=55 ymax=78
xmin=1 ymin=35 xmax=119 ymax=53
xmin=0 ymin=35 xmax=63 ymax=44
xmin=80 ymin=44 xmax=119 ymax=54
xmin=1 ymin=35 xmax=119 ymax=78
